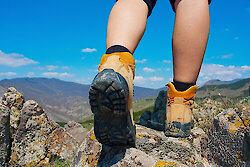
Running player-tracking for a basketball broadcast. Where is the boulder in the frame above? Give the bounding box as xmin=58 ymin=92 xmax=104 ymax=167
xmin=0 ymin=87 xmax=25 ymax=166
xmin=10 ymin=100 xmax=78 ymax=166
xmin=71 ymin=125 xmax=211 ymax=167
xmin=1 ymin=87 xmax=25 ymax=136
xmin=140 ymin=90 xmax=167 ymax=131
xmin=64 ymin=121 xmax=88 ymax=145
xmin=0 ymin=104 xmax=11 ymax=166
xmin=208 ymin=108 xmax=250 ymax=166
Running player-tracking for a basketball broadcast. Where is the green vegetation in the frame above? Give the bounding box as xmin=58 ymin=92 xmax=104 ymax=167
xmin=50 ymin=156 xmax=71 ymax=167
xmin=56 ymin=122 xmax=67 ymax=127
xmin=78 ymin=119 xmax=94 ymax=131
xmin=134 ymin=105 xmax=154 ymax=123
xmin=132 ymin=97 xmax=156 ymax=112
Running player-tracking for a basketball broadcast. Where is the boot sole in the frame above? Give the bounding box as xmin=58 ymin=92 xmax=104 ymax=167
xmin=89 ymin=69 xmax=135 ymax=147
xmin=165 ymin=120 xmax=194 ymax=138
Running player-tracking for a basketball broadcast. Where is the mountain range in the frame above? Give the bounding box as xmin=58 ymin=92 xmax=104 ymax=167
xmin=0 ymin=77 xmax=165 ymax=122
xmin=0 ymin=77 xmax=249 ymax=122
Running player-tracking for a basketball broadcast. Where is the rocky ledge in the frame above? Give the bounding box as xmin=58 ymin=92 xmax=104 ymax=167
xmin=0 ymin=88 xmax=249 ymax=166
xmin=0 ymin=88 xmax=85 ymax=166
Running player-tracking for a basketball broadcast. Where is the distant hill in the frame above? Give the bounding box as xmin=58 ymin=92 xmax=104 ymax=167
xmin=0 ymin=78 xmax=91 ymax=122
xmin=201 ymin=78 xmax=242 ymax=87
xmin=196 ymin=78 xmax=250 ymax=97
xmin=1 ymin=77 xmax=248 ymax=121
xmin=0 ymin=77 xmax=165 ymax=122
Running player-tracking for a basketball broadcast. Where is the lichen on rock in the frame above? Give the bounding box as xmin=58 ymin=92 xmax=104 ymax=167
xmin=71 ymin=125 xmax=211 ymax=167
xmin=0 ymin=104 xmax=11 ymax=166
xmin=9 ymin=100 xmax=78 ymax=166
xmin=208 ymin=108 xmax=249 ymax=166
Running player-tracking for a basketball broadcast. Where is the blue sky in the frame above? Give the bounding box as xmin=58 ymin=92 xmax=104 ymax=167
xmin=0 ymin=0 xmax=249 ymax=88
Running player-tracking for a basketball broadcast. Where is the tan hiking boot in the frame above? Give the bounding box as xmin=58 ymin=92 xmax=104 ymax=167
xmin=89 ymin=52 xmax=136 ymax=147
xmin=165 ymin=82 xmax=197 ymax=137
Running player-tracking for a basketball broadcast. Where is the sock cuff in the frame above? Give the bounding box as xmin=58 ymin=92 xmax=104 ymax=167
xmin=172 ymin=79 xmax=196 ymax=92
xmin=106 ymin=45 xmax=132 ymax=54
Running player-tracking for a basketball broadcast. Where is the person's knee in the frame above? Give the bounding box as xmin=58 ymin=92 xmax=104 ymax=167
xmin=174 ymin=0 xmax=209 ymax=11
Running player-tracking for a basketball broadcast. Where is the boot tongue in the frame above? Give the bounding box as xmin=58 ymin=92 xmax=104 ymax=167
xmin=173 ymin=97 xmax=184 ymax=104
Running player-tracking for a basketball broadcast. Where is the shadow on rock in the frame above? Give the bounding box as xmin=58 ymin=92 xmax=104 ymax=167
xmin=97 ymin=145 xmax=126 ymax=166
xmin=140 ymin=90 xmax=167 ymax=131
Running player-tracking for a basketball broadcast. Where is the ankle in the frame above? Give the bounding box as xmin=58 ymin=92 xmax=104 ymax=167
xmin=172 ymin=79 xmax=196 ymax=92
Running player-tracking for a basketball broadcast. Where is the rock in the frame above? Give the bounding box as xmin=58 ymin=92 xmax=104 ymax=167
xmin=140 ymin=90 xmax=167 ymax=131
xmin=64 ymin=121 xmax=88 ymax=145
xmin=0 ymin=87 xmax=24 ymax=166
xmin=0 ymin=104 xmax=11 ymax=166
xmin=208 ymin=108 xmax=250 ymax=166
xmin=10 ymin=100 xmax=78 ymax=166
xmin=47 ymin=127 xmax=79 ymax=161
xmin=136 ymin=125 xmax=210 ymax=166
xmin=72 ymin=125 xmax=211 ymax=167
xmin=71 ymin=127 xmax=157 ymax=167
xmin=1 ymin=87 xmax=25 ymax=136
xmin=139 ymin=110 xmax=151 ymax=128
xmin=193 ymin=98 xmax=224 ymax=133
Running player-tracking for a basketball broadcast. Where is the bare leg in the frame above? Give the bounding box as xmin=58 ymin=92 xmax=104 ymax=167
xmin=172 ymin=0 xmax=210 ymax=83
xmin=106 ymin=0 xmax=148 ymax=53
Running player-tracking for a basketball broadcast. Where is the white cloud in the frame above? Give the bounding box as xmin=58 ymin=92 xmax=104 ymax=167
xmin=88 ymin=69 xmax=98 ymax=73
xmin=61 ymin=66 xmax=71 ymax=70
xmin=134 ymin=76 xmax=147 ymax=84
xmin=149 ymin=77 xmax=164 ymax=81
xmin=41 ymin=72 xmax=74 ymax=78
xmin=26 ymin=72 xmax=34 ymax=77
xmin=143 ymin=67 xmax=155 ymax=72
xmin=74 ymin=78 xmax=92 ymax=84
xmin=0 ymin=72 xmax=17 ymax=76
xmin=240 ymin=65 xmax=250 ymax=71
xmin=81 ymin=48 xmax=97 ymax=52
xmin=234 ymin=37 xmax=239 ymax=40
xmin=165 ymin=68 xmax=171 ymax=71
xmin=46 ymin=65 xmax=58 ymax=71
xmin=135 ymin=59 xmax=147 ymax=63
xmin=134 ymin=76 xmax=164 ymax=84
xmin=198 ymin=64 xmax=250 ymax=85
xmin=34 ymin=66 xmax=45 ymax=70
xmin=0 ymin=50 xmax=38 ymax=67
xmin=163 ymin=60 xmax=171 ymax=64
xmin=221 ymin=54 xmax=233 ymax=59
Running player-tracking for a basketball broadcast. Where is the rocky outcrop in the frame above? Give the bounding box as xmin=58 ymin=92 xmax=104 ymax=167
xmin=65 ymin=121 xmax=88 ymax=145
xmin=193 ymin=98 xmax=225 ymax=133
xmin=10 ymin=100 xmax=78 ymax=166
xmin=0 ymin=104 xmax=11 ymax=166
xmin=1 ymin=87 xmax=249 ymax=166
xmin=0 ymin=88 xmax=79 ymax=166
xmin=0 ymin=87 xmax=25 ymax=166
xmin=71 ymin=125 xmax=211 ymax=167
xmin=1 ymin=87 xmax=25 ymax=136
xmin=208 ymin=108 xmax=250 ymax=166
xmin=140 ymin=90 xmax=167 ymax=131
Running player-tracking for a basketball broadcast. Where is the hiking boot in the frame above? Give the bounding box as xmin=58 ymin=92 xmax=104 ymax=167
xmin=89 ymin=52 xmax=136 ymax=147
xmin=165 ymin=82 xmax=197 ymax=137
